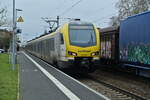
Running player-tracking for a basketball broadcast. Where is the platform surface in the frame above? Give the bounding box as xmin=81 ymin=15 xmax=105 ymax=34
xmin=19 ymin=52 xmax=109 ymax=100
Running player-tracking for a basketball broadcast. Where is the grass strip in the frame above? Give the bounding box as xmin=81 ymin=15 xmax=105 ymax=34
xmin=0 ymin=54 xmax=18 ymax=100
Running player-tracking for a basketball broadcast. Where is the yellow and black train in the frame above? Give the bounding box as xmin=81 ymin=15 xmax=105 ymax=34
xmin=26 ymin=21 xmax=100 ymax=73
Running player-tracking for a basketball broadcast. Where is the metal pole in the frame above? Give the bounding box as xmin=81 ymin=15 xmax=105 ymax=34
xmin=15 ymin=9 xmax=17 ymax=64
xmin=12 ymin=0 xmax=16 ymax=70
xmin=57 ymin=16 xmax=59 ymax=28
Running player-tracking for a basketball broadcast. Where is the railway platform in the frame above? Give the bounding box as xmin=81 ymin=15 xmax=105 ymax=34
xmin=18 ymin=52 xmax=109 ymax=100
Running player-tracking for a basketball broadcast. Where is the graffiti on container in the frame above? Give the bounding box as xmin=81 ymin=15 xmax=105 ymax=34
xmin=120 ymin=48 xmax=128 ymax=60
xmin=120 ymin=43 xmax=150 ymax=65
xmin=101 ymin=41 xmax=112 ymax=58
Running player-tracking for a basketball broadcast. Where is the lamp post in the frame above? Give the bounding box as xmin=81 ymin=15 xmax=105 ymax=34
xmin=15 ymin=8 xmax=22 ymax=58
xmin=12 ymin=0 xmax=16 ymax=70
xmin=12 ymin=0 xmax=22 ymax=70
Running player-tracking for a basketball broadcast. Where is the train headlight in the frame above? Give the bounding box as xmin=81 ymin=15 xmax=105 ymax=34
xmin=68 ymin=51 xmax=77 ymax=56
xmin=91 ymin=51 xmax=99 ymax=56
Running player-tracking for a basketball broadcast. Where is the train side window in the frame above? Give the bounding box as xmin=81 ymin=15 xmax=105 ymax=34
xmin=49 ymin=38 xmax=55 ymax=51
xmin=60 ymin=33 xmax=64 ymax=44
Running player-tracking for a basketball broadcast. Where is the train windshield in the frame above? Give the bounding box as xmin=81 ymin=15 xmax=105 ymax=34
xmin=69 ymin=24 xmax=96 ymax=47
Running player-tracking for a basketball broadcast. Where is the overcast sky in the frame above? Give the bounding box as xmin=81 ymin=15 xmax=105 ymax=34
xmin=1 ymin=0 xmax=118 ymax=42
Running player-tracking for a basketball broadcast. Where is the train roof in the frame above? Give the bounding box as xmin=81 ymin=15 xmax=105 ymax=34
xmin=99 ymin=26 xmax=119 ymax=33
xmin=27 ymin=31 xmax=57 ymax=44
xmin=68 ymin=21 xmax=93 ymax=25
xmin=123 ymin=11 xmax=150 ymax=21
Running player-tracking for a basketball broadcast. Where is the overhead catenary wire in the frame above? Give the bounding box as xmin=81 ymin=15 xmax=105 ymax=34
xmin=93 ymin=13 xmax=116 ymax=23
xmin=60 ymin=0 xmax=84 ymax=16
xmin=75 ymin=1 xmax=117 ymax=23
xmin=82 ymin=1 xmax=116 ymax=20
xmin=42 ymin=1 xmax=116 ymax=27
xmin=41 ymin=16 xmax=81 ymax=29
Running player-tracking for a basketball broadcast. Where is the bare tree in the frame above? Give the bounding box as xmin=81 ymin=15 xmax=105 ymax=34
xmin=109 ymin=0 xmax=149 ymax=26
xmin=109 ymin=16 xmax=120 ymax=26
xmin=0 ymin=4 xmax=7 ymax=26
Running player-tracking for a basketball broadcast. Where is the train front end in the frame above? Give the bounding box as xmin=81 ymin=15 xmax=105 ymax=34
xmin=64 ymin=22 xmax=100 ymax=72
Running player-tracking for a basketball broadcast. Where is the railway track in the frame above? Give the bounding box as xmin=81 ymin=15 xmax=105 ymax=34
xmin=27 ymin=53 xmax=148 ymax=100
xmin=77 ymin=74 xmax=147 ymax=100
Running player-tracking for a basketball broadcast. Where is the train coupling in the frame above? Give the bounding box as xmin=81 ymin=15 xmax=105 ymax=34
xmin=78 ymin=58 xmax=92 ymax=69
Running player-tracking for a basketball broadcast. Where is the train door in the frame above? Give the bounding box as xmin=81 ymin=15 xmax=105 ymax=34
xmin=55 ymin=33 xmax=60 ymax=59
xmin=59 ymin=33 xmax=66 ymax=57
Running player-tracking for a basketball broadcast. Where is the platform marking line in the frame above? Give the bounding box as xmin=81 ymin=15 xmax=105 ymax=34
xmin=23 ymin=52 xmax=80 ymax=100
xmin=24 ymin=52 xmax=110 ymax=100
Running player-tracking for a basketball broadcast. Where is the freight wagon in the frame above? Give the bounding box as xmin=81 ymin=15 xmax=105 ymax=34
xmin=120 ymin=11 xmax=150 ymax=77
xmin=100 ymin=11 xmax=150 ymax=77
xmin=99 ymin=26 xmax=119 ymax=65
